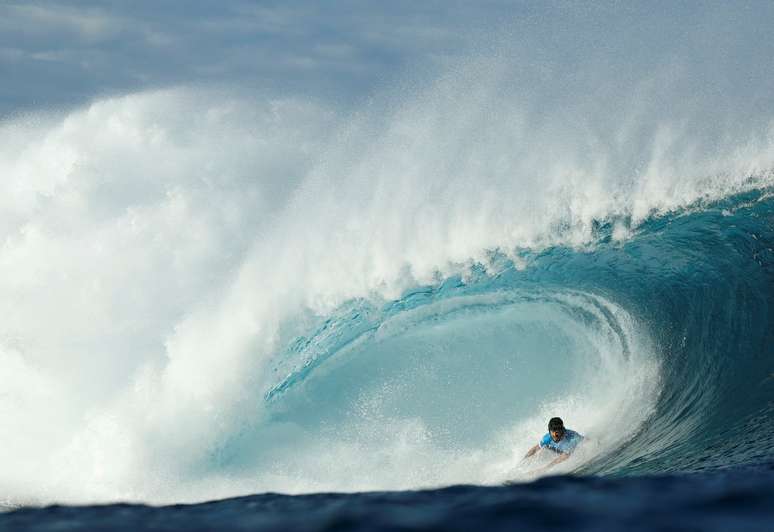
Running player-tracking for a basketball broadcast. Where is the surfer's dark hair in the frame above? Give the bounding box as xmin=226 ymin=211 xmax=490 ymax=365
xmin=548 ymin=417 xmax=564 ymax=431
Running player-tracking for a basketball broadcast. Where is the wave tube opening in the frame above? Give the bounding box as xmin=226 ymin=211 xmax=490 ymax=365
xmin=213 ymin=287 xmax=661 ymax=493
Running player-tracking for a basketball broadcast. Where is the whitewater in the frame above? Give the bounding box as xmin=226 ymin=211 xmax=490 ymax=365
xmin=1 ymin=55 xmax=774 ymax=510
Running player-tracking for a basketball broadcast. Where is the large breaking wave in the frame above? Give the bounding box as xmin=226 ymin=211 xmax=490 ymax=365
xmin=1 ymin=58 xmax=773 ymax=505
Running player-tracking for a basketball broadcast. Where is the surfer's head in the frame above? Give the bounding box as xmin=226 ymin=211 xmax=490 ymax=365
xmin=548 ymin=417 xmax=565 ymax=442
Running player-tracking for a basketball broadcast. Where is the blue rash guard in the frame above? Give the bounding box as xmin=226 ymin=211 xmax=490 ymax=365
xmin=539 ymin=429 xmax=583 ymax=454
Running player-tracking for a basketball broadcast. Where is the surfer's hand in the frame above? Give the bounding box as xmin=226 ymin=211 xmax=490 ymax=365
xmin=524 ymin=444 xmax=540 ymax=460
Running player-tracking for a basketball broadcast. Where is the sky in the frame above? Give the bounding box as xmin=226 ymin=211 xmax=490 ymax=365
xmin=2 ymin=1 xmax=772 ymax=119
xmin=0 ymin=0 xmax=512 ymax=116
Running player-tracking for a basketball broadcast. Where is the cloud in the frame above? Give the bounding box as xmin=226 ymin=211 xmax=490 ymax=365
xmin=0 ymin=1 xmax=771 ymax=126
xmin=0 ymin=3 xmax=124 ymax=43
xmin=0 ymin=1 xmax=496 ymax=115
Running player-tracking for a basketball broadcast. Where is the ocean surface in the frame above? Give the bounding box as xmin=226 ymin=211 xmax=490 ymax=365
xmin=3 ymin=467 xmax=774 ymax=531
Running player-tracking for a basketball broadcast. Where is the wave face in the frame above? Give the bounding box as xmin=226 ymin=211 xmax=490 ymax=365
xmin=1 ymin=70 xmax=773 ymax=504
xmin=260 ymin=189 xmax=774 ymax=484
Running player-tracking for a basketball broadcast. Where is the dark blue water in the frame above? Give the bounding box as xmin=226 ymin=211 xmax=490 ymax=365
xmin=4 ymin=468 xmax=774 ymax=531
xmin=3 ymin=189 xmax=773 ymax=530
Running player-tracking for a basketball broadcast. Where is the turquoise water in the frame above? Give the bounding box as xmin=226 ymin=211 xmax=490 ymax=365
xmin=253 ymin=189 xmax=774 ymax=482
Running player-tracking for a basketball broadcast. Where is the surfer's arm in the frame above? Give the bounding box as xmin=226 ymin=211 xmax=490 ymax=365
xmin=547 ymin=452 xmax=571 ymax=467
xmin=523 ymin=444 xmax=541 ymax=459
xmin=533 ymin=451 xmax=571 ymax=474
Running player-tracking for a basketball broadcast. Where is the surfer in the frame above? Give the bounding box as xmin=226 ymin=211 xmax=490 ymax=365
xmin=523 ymin=417 xmax=584 ymax=471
